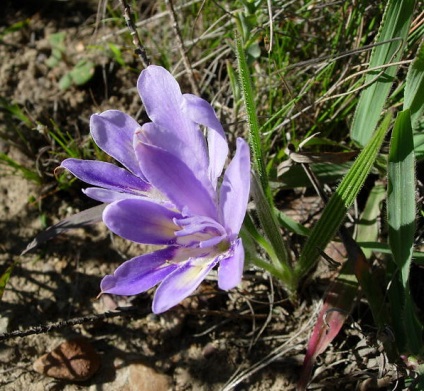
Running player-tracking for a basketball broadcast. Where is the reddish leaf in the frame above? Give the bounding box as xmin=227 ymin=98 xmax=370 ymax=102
xmin=297 ymin=263 xmax=358 ymax=390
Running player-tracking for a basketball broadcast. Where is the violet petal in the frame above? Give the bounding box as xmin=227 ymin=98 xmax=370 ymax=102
xmin=83 ymin=188 xmax=143 ymax=203
xmin=90 ymin=110 xmax=146 ymax=179
xmin=152 ymin=256 xmax=219 ymax=313
xmin=61 ymin=158 xmax=150 ymax=193
xmin=220 ymin=138 xmax=251 ymax=236
xmin=137 ymin=66 xmax=209 ymax=175
xmin=218 ymin=238 xmax=244 ymax=290
xmin=137 ymin=122 xmax=209 ymax=183
xmin=134 ymin=140 xmax=218 ymax=220
xmin=103 ymin=198 xmax=182 ymax=244
xmin=182 ymin=94 xmax=228 ymax=186
xmin=137 ymin=65 xmax=183 ymax=130
xmin=174 ymin=215 xmax=226 ymax=247
xmin=100 ymin=247 xmax=179 ymax=295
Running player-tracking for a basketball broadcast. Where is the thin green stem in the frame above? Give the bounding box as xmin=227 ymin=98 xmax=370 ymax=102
xmin=235 ymin=33 xmax=271 ymax=203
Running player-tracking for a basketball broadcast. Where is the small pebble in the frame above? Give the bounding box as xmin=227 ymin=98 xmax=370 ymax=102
xmin=127 ymin=363 xmax=171 ymax=391
xmin=33 ymin=338 xmax=100 ymax=382
xmin=202 ymin=342 xmax=218 ymax=358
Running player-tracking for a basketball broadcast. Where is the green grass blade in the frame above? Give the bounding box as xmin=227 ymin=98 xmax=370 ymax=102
xmin=387 ymin=109 xmax=421 ymax=354
xmin=294 ymin=113 xmax=391 ymax=281
xmin=48 ymin=120 xmax=82 ymax=158
xmin=355 ymin=182 xmax=386 ymax=259
xmin=414 ymin=133 xmax=424 ymax=161
xmin=0 ymin=19 xmax=29 ymax=42
xmin=240 ymin=219 xmax=290 ymax=284
xmin=0 ymin=98 xmax=33 ymax=128
xmin=0 ymin=152 xmax=41 ymax=184
xmin=235 ymin=31 xmax=294 ymax=284
xmin=242 ymin=213 xmax=279 ymax=265
xmin=356 ymin=242 xmax=424 ymax=261
xmin=0 ymin=261 xmax=18 ymax=301
xmin=404 ymin=40 xmax=424 ymax=130
xmin=275 ymin=209 xmax=310 ymax=237
xmin=350 ymin=0 xmax=416 ymax=146
xmin=250 ymin=172 xmax=294 ymax=287
xmin=388 ymin=110 xmax=415 ymax=281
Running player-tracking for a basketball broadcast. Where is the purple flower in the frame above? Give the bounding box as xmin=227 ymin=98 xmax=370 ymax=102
xmin=61 ymin=65 xmax=250 ymax=313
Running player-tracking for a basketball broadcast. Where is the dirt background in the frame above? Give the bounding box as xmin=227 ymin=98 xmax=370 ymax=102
xmin=0 ymin=1 xmax=409 ymax=390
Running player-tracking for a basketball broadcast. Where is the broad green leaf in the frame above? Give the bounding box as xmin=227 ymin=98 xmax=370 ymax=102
xmin=388 ymin=110 xmax=415 ymax=282
xmin=404 ymin=40 xmax=424 ymax=129
xmin=387 ymin=109 xmax=421 ymax=354
xmin=350 ymin=0 xmax=416 ymax=146
xmin=59 ymin=60 xmax=95 ymax=90
xmin=70 ymin=60 xmax=95 ymax=86
xmin=387 ymin=271 xmax=422 ymax=354
xmin=294 ymin=113 xmax=391 ymax=281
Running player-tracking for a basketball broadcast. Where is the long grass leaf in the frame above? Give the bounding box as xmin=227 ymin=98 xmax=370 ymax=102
xmin=235 ymin=34 xmax=271 ymax=202
xmin=387 ymin=109 xmax=422 ymax=353
xmin=294 ymin=113 xmax=391 ymax=281
xmin=388 ymin=110 xmax=415 ymax=281
xmin=350 ymin=0 xmax=416 ymax=146
xmin=356 ymin=242 xmax=424 ymax=260
xmin=404 ymin=40 xmax=424 ymax=130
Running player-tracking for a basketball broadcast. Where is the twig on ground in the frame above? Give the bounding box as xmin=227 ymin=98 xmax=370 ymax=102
xmin=0 ymin=307 xmax=143 ymax=342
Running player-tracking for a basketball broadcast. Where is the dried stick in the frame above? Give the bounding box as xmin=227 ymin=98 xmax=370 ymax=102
xmin=119 ymin=0 xmax=150 ymax=68
xmin=0 ymin=307 xmax=143 ymax=342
